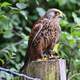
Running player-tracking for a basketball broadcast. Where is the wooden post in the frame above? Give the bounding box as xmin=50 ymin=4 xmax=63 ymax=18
xmin=59 ymin=59 xmax=66 ymax=80
xmin=21 ymin=59 xmax=66 ymax=80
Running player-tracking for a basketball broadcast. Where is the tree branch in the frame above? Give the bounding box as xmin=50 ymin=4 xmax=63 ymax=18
xmin=0 ymin=67 xmax=41 ymax=80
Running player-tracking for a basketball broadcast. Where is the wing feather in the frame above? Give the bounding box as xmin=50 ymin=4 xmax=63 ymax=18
xmin=28 ymin=23 xmax=43 ymax=48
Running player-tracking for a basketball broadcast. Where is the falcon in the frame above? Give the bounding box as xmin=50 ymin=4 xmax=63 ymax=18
xmin=20 ymin=8 xmax=64 ymax=71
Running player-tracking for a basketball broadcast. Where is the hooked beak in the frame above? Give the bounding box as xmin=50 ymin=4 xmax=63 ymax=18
xmin=59 ymin=11 xmax=65 ymax=19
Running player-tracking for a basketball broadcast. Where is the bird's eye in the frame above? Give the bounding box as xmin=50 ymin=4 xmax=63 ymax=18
xmin=55 ymin=11 xmax=57 ymax=14
xmin=55 ymin=12 xmax=59 ymax=15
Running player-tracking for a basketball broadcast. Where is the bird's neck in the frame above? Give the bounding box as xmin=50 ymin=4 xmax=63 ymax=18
xmin=50 ymin=17 xmax=60 ymax=25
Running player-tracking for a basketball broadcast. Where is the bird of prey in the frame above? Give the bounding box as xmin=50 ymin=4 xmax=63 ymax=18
xmin=20 ymin=8 xmax=64 ymax=71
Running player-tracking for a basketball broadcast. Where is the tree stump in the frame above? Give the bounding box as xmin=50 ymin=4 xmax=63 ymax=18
xmin=21 ymin=59 xmax=66 ymax=80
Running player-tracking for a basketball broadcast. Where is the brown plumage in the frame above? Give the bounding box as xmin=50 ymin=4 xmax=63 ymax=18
xmin=20 ymin=8 xmax=64 ymax=71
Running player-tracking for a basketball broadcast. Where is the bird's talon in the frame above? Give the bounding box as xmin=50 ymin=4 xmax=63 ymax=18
xmin=42 ymin=57 xmax=48 ymax=61
xmin=49 ymin=55 xmax=59 ymax=59
xmin=37 ymin=57 xmax=48 ymax=61
xmin=37 ymin=59 xmax=42 ymax=61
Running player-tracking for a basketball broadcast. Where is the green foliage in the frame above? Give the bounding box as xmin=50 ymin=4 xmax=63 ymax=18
xmin=0 ymin=0 xmax=80 ymax=80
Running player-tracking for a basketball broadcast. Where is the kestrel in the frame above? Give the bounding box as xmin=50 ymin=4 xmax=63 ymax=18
xmin=20 ymin=8 xmax=64 ymax=71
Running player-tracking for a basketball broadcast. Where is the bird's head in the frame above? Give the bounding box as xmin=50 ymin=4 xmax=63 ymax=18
xmin=45 ymin=8 xmax=65 ymax=20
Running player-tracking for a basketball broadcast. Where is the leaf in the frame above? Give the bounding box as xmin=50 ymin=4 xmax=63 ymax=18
xmin=36 ymin=7 xmax=46 ymax=17
xmin=56 ymin=0 xmax=67 ymax=6
xmin=60 ymin=51 xmax=67 ymax=58
xmin=53 ymin=43 xmax=60 ymax=53
xmin=61 ymin=31 xmax=69 ymax=40
xmin=72 ymin=12 xmax=80 ymax=25
xmin=60 ymin=20 xmax=68 ymax=27
xmin=68 ymin=39 xmax=76 ymax=48
xmin=20 ymin=11 xmax=28 ymax=20
xmin=0 ymin=15 xmax=12 ymax=30
xmin=0 ymin=15 xmax=9 ymax=21
xmin=9 ymin=8 xmax=21 ymax=14
xmin=1 ymin=2 xmax=12 ymax=7
xmin=20 ymin=33 xmax=29 ymax=40
xmin=24 ymin=26 xmax=31 ymax=32
xmin=70 ymin=0 xmax=77 ymax=3
xmin=10 ymin=44 xmax=17 ymax=52
xmin=0 ymin=58 xmax=4 ymax=65
xmin=71 ymin=25 xmax=80 ymax=37
xmin=0 ymin=71 xmax=13 ymax=80
xmin=16 ymin=3 xmax=27 ymax=9
xmin=3 ymin=31 xmax=14 ymax=38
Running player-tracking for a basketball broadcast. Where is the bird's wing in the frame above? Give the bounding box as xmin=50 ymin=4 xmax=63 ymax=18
xmin=28 ymin=22 xmax=43 ymax=47
xmin=20 ymin=23 xmax=43 ymax=71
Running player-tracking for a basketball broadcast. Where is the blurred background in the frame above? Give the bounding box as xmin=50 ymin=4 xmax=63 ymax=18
xmin=0 ymin=0 xmax=80 ymax=80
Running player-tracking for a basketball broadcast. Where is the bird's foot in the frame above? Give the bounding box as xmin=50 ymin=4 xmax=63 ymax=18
xmin=37 ymin=57 xmax=48 ymax=61
xmin=37 ymin=54 xmax=48 ymax=61
xmin=49 ymin=54 xmax=59 ymax=60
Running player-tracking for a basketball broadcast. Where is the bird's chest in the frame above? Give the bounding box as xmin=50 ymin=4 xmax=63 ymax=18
xmin=40 ymin=23 xmax=59 ymax=41
xmin=32 ymin=21 xmax=61 ymax=49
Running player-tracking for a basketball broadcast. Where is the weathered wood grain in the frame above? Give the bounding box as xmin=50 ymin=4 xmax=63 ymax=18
xmin=21 ymin=59 xmax=66 ymax=80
